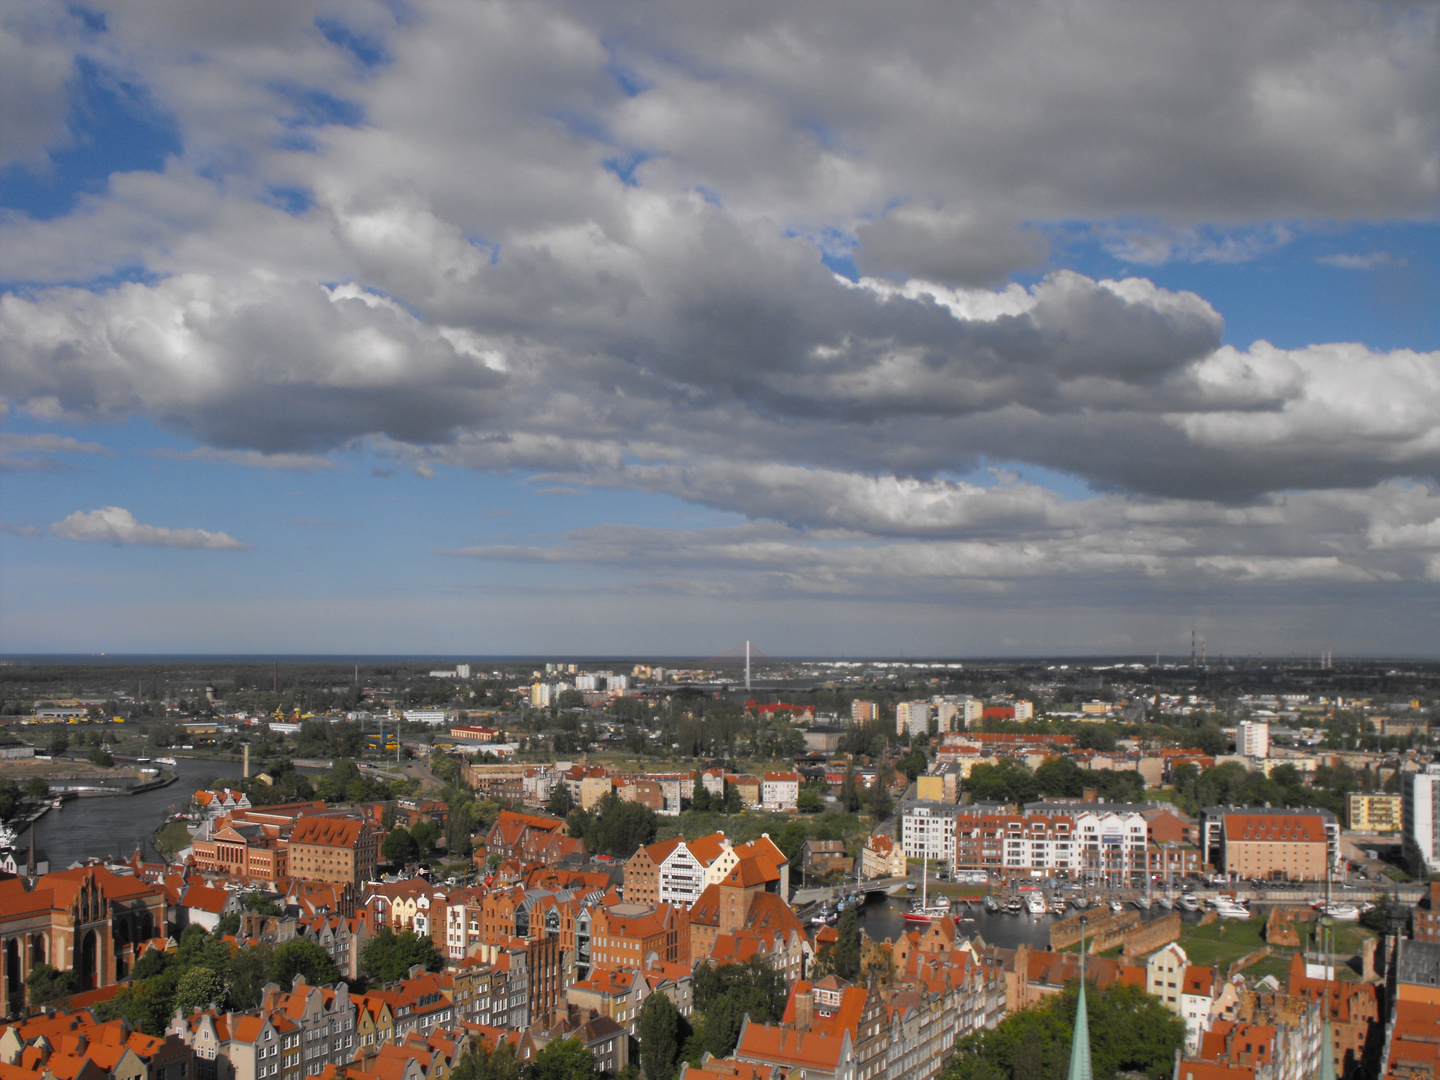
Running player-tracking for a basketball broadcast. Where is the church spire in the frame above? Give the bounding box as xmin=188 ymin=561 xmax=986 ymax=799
xmin=1069 ymin=919 xmax=1094 ymax=1080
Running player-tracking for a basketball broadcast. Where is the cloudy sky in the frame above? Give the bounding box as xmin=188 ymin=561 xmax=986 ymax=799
xmin=2 ymin=1 xmax=1439 ymax=657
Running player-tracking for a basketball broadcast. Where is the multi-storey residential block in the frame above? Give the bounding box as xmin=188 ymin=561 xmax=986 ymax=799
xmin=896 ymin=701 xmax=930 ymax=737
xmin=901 ymin=803 xmax=958 ymax=864
xmin=762 ymin=772 xmax=799 ymax=812
xmin=851 ymin=700 xmax=878 ymax=724
xmin=1347 ymin=791 xmax=1402 ymax=832
xmin=1239 ymin=720 xmax=1270 ymax=759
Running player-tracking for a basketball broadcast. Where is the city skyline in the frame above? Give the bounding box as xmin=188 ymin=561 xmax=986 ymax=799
xmin=2 ymin=3 xmax=1439 ymax=656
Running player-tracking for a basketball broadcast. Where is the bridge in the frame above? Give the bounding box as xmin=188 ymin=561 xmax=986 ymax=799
xmin=792 ymin=874 xmax=913 ymax=906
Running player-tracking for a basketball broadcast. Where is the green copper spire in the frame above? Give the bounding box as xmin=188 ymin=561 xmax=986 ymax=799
xmin=1069 ymin=922 xmax=1094 ymax=1080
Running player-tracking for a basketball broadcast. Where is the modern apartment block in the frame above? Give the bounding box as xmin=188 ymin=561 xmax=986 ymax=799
xmin=1405 ymin=764 xmax=1440 ymax=876
xmin=1238 ymin=720 xmax=1270 ymax=759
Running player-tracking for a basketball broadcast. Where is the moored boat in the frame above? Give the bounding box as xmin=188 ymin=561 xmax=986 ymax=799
xmin=1026 ymin=892 xmax=1047 ymax=915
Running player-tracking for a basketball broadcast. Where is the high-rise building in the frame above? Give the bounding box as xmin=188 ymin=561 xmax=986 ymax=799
xmin=963 ymin=699 xmax=985 ymax=728
xmin=1014 ymin=700 xmax=1034 ymax=720
xmin=851 ymin=699 xmax=878 ymax=724
xmin=1238 ymin=720 xmax=1270 ymax=758
xmin=896 ymin=700 xmax=930 ymax=737
xmin=1405 ymin=764 xmax=1440 ymax=876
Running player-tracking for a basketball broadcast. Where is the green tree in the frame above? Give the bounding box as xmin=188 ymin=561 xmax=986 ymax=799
xmin=48 ymin=731 xmax=69 ymax=755
xmin=831 ymin=905 xmax=860 ymax=980
xmin=524 ymin=1038 xmax=598 ymax=1080
xmin=797 ymin=790 xmax=825 ymax=813
xmin=89 ymin=746 xmax=115 ymax=767
xmin=869 ymin=769 xmax=894 ymax=820
xmin=382 ymin=827 xmax=421 ymax=864
xmin=411 ymin=819 xmax=442 ymax=852
xmin=637 ymin=992 xmax=681 ymax=1080
xmin=226 ymin=942 xmax=275 ymax=1010
xmin=174 ymin=966 xmax=227 ymax=1014
xmin=359 ymin=928 xmax=443 ymax=983
xmin=582 ymin=794 xmax=659 ymax=858
xmin=940 ymin=981 xmax=1183 ymax=1080
xmin=25 ymin=777 xmax=49 ymax=799
xmin=453 ymin=1041 xmax=522 ymax=1080
xmin=1034 ymin=756 xmax=1086 ymax=798
xmin=966 ymin=760 xmax=1037 ymax=803
xmin=25 ymin=963 xmax=77 ymax=1006
xmin=691 ymin=959 xmax=786 ymax=1057
xmin=839 ymin=765 xmax=861 ymax=813
xmin=269 ymin=939 xmax=339 ymax=987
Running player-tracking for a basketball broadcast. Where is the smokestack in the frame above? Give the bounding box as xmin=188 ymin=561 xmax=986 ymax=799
xmin=243 ymin=744 xmax=249 ymax=780
xmin=745 ymin=641 xmax=751 ymax=692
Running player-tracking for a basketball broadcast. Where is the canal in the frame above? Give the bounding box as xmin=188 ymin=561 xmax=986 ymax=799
xmin=857 ymin=893 xmax=1212 ymax=949
xmin=32 ymin=757 xmax=247 ymax=869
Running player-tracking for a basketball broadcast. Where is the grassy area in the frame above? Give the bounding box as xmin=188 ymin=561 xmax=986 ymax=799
xmin=1178 ymin=915 xmax=1270 ymax=968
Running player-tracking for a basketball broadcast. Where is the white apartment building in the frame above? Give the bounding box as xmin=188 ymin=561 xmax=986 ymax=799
xmin=964 ymin=699 xmax=985 ymax=728
xmin=1239 ymin=720 xmax=1270 ymax=758
xmin=1072 ymin=809 xmax=1150 ymax=885
xmin=1014 ymin=701 xmax=1034 ymax=720
xmin=896 ymin=700 xmax=930 ymax=737
xmin=1404 ymin=763 xmax=1440 ymax=875
xmin=762 ymin=771 xmax=799 ymax=811
xmin=901 ymin=803 xmax=959 ymax=863
xmin=456 ymin=663 xmax=471 ymax=679
xmin=402 ymin=709 xmax=449 ymax=725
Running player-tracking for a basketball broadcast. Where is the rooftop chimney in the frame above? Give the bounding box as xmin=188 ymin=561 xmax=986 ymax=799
xmin=794 ymin=988 xmax=814 ymax=1032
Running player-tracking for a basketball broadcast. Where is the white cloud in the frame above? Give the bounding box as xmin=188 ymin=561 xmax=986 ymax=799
xmin=50 ymin=507 xmax=249 ymax=550
xmin=1315 ymin=252 xmax=1399 ymax=270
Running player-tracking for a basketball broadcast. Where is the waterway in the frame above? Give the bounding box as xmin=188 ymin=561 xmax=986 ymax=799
xmin=32 ymin=757 xmax=246 ymax=869
xmin=858 ymin=893 xmax=1211 ymax=950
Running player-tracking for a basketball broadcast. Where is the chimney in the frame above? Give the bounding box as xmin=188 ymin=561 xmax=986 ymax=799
xmin=794 ymin=988 xmax=814 ymax=1032
xmin=1082 ymin=788 xmax=1098 ymax=803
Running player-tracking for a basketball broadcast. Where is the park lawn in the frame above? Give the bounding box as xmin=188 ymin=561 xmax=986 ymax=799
xmin=1178 ymin=916 xmax=1270 ymax=968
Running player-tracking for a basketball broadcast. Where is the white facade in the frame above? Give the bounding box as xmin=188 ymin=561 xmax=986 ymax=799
xmin=762 ymin=773 xmax=799 ymax=811
xmin=1014 ymin=701 xmax=1034 ymax=720
xmin=1405 ymin=764 xmax=1440 ymax=875
xmin=1239 ymin=720 xmax=1270 ymax=758
xmin=935 ymin=702 xmax=962 ymax=733
xmin=1073 ymin=809 xmax=1149 ymax=883
xmin=456 ymin=664 xmax=471 ymax=679
xmin=902 ymin=804 xmax=958 ymax=863
xmin=403 ymin=709 xmax=449 ymax=725
xmin=658 ymin=844 xmax=708 ymax=907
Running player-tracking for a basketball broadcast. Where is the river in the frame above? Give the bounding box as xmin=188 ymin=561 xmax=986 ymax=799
xmin=857 ymin=893 xmax=1211 ymax=949
xmin=31 ymin=757 xmax=247 ymax=869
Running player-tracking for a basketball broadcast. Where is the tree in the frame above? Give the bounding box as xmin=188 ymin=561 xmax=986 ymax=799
xmin=226 ymin=942 xmax=275 ymax=1010
xmin=839 ymin=765 xmax=861 ymax=813
xmin=636 ymin=992 xmax=681 ymax=1080
xmin=831 ymin=905 xmax=860 ymax=980
xmin=690 ymin=785 xmax=712 ymax=813
xmin=410 ymin=819 xmax=442 ymax=853
xmin=869 ymin=769 xmax=893 ymax=821
xmin=524 ymin=1037 xmax=598 ymax=1080
xmin=1034 ymin=756 xmax=1086 ymax=798
xmin=89 ymin=746 xmax=115 ymax=767
xmin=25 ymin=777 xmax=49 ymax=799
xmin=723 ymin=786 xmax=742 ymax=814
xmin=26 ymin=963 xmax=77 ymax=1006
xmin=174 ymin=966 xmax=227 ymax=1014
xmin=581 ymin=794 xmax=659 ymax=859
xmin=940 ymin=981 xmax=1183 ymax=1080
xmin=453 ymin=1041 xmax=522 ymax=1080
xmin=897 ymin=747 xmax=927 ymax=781
xmin=269 ymin=940 xmax=339 ymax=988
xmin=691 ymin=959 xmax=786 ymax=1057
xmin=382 ymin=828 xmax=421 ymax=864
xmin=360 ymin=928 xmax=443 ymax=983
xmin=797 ymin=790 xmax=825 ymax=813
xmin=48 ymin=731 xmax=69 ymax=755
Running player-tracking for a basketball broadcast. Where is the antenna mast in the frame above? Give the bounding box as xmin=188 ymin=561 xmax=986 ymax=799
xmin=745 ymin=640 xmax=751 ymax=692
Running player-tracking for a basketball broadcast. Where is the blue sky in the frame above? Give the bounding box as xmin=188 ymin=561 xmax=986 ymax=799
xmin=3 ymin=3 xmax=1439 ymax=656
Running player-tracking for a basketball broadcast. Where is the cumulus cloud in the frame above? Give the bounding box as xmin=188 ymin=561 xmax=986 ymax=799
xmin=4 ymin=0 xmax=1440 ymax=624
xmin=50 ymin=507 xmax=249 ymax=549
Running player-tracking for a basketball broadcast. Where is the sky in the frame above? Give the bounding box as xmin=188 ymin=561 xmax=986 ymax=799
xmin=2 ymin=2 xmax=1439 ymax=658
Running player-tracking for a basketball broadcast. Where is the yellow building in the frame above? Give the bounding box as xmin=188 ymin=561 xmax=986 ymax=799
xmin=1348 ymin=792 xmax=1403 ymax=833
